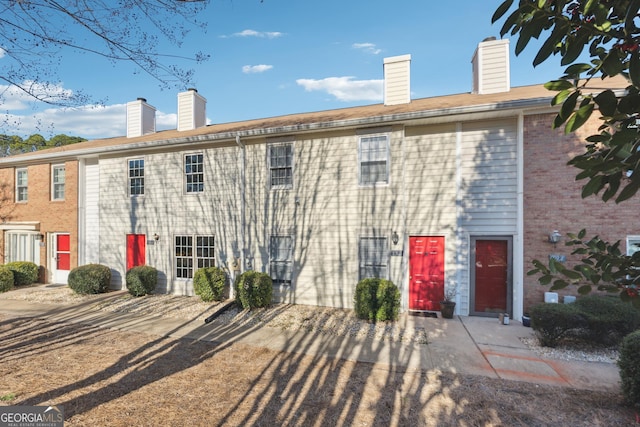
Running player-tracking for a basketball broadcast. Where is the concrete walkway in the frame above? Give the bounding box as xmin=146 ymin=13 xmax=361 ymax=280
xmin=0 ymin=290 xmax=620 ymax=392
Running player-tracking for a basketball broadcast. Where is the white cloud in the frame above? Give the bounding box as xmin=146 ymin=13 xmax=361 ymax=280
xmin=223 ymin=29 xmax=283 ymax=39
xmin=296 ymin=77 xmax=383 ymax=102
xmin=242 ymin=64 xmax=273 ymax=74
xmin=0 ymin=48 xmax=5 ymax=59
xmin=352 ymin=43 xmax=382 ymax=55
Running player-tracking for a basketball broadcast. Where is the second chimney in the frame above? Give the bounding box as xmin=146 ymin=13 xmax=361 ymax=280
xmin=472 ymin=38 xmax=510 ymax=95
xmin=383 ymin=54 xmax=411 ymax=106
xmin=177 ymin=88 xmax=207 ymax=131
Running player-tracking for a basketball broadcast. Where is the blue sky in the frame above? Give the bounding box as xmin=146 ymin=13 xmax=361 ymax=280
xmin=3 ymin=1 xmax=569 ymax=140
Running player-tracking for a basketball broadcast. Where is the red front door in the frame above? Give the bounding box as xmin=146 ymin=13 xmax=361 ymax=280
xmin=126 ymin=234 xmax=146 ymax=270
xmin=56 ymin=234 xmax=70 ymax=271
xmin=473 ymin=239 xmax=508 ymax=314
xmin=409 ymin=236 xmax=444 ymax=311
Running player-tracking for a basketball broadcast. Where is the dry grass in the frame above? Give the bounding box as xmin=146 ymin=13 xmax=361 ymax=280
xmin=0 ymin=312 xmax=635 ymax=427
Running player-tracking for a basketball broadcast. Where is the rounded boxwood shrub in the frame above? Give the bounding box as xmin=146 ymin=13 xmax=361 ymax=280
xmin=126 ymin=265 xmax=158 ymax=297
xmin=194 ymin=266 xmax=227 ymax=302
xmin=68 ymin=264 xmax=111 ymax=295
xmin=235 ymin=271 xmax=272 ymax=310
xmin=354 ymin=278 xmax=379 ymax=322
xmin=530 ymin=302 xmax=587 ymax=347
xmin=618 ymin=330 xmax=640 ymax=411
xmin=574 ymin=295 xmax=640 ymax=346
xmin=0 ymin=266 xmax=14 ymax=293
xmin=5 ymin=261 xmax=38 ymax=286
xmin=354 ymin=278 xmax=401 ymax=322
xmin=375 ymin=279 xmax=401 ymax=322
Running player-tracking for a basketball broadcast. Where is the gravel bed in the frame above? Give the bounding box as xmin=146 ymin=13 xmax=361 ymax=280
xmin=0 ymin=285 xmax=620 ymax=361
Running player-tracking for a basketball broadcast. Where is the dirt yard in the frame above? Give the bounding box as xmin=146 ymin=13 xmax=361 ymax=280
xmin=0 ymin=312 xmax=634 ymax=426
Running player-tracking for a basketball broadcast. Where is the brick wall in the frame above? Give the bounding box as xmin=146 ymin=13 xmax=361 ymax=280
xmin=0 ymin=161 xmax=78 ymax=282
xmin=523 ymin=113 xmax=640 ymax=311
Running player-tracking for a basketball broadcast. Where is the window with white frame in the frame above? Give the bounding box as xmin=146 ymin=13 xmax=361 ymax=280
xmin=185 ymin=153 xmax=204 ymax=193
xmin=359 ymin=236 xmax=388 ymax=280
xmin=51 ymin=165 xmax=65 ymax=200
xmin=128 ymin=158 xmax=144 ymax=196
xmin=5 ymin=232 xmax=40 ymax=264
xmin=359 ymin=134 xmax=390 ymax=185
xmin=270 ymin=235 xmax=293 ymax=287
xmin=627 ymin=236 xmax=640 ymax=257
xmin=175 ymin=235 xmax=214 ymax=279
xmin=16 ymin=168 xmax=28 ymax=202
xmin=268 ymin=143 xmax=293 ymax=189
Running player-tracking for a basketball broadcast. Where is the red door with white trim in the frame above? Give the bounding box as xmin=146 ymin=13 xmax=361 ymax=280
xmin=472 ymin=238 xmax=510 ymax=316
xmin=126 ymin=234 xmax=146 ymax=270
xmin=53 ymin=233 xmax=71 ymax=284
xmin=409 ymin=236 xmax=444 ymax=311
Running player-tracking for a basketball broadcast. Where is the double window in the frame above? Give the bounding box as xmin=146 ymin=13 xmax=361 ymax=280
xmin=268 ymin=143 xmax=293 ymax=189
xmin=51 ymin=165 xmax=65 ymax=200
xmin=185 ymin=153 xmax=204 ymax=193
xmin=5 ymin=232 xmax=40 ymax=264
xmin=359 ymin=236 xmax=389 ymax=280
xmin=270 ymin=235 xmax=293 ymax=287
xmin=175 ymin=235 xmax=215 ymax=279
xmin=16 ymin=168 xmax=27 ymax=202
xmin=359 ymin=134 xmax=390 ymax=185
xmin=128 ymin=158 xmax=144 ymax=196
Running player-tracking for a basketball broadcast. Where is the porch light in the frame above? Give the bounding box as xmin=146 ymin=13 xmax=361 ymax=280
xmin=548 ymin=230 xmax=561 ymax=244
xmin=392 ymin=231 xmax=399 ymax=245
xmin=153 ymin=233 xmax=160 ymax=241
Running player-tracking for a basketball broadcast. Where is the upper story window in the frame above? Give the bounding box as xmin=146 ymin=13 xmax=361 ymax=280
xmin=268 ymin=143 xmax=293 ymax=189
xmin=359 ymin=134 xmax=390 ymax=186
xmin=185 ymin=153 xmax=204 ymax=193
xmin=359 ymin=236 xmax=389 ymax=280
xmin=16 ymin=168 xmax=27 ymax=202
xmin=128 ymin=158 xmax=144 ymax=196
xmin=51 ymin=164 xmax=65 ymax=200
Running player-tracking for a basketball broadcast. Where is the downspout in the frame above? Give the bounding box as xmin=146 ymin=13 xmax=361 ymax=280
xmin=515 ymin=112 xmax=525 ymax=322
xmin=234 ymin=134 xmax=246 ymax=300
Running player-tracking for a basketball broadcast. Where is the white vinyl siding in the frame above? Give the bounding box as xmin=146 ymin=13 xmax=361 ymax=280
xmin=83 ymin=159 xmax=100 ymax=264
xmin=16 ymin=168 xmax=27 ymax=202
xmin=359 ymin=134 xmax=390 ymax=186
xmin=51 ymin=165 xmax=65 ymax=200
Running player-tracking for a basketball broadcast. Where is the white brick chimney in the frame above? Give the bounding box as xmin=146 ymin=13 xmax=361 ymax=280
xmin=472 ymin=37 xmax=510 ymax=94
xmin=126 ymin=98 xmax=156 ymax=138
xmin=383 ymin=54 xmax=411 ymax=106
xmin=177 ymin=88 xmax=207 ymax=131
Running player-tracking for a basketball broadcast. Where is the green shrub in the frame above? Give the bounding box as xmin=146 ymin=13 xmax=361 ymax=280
xmin=68 ymin=264 xmax=111 ymax=295
xmin=618 ymin=330 xmax=640 ymax=411
xmin=354 ymin=278 xmax=379 ymax=322
xmin=354 ymin=278 xmax=400 ymax=322
xmin=375 ymin=279 xmax=401 ymax=322
xmin=5 ymin=261 xmax=38 ymax=286
xmin=574 ymin=295 xmax=640 ymax=346
xmin=0 ymin=266 xmax=14 ymax=293
xmin=530 ymin=302 xmax=587 ymax=347
xmin=194 ymin=267 xmax=227 ymax=302
xmin=125 ymin=266 xmax=158 ymax=297
xmin=235 ymin=271 xmax=272 ymax=309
